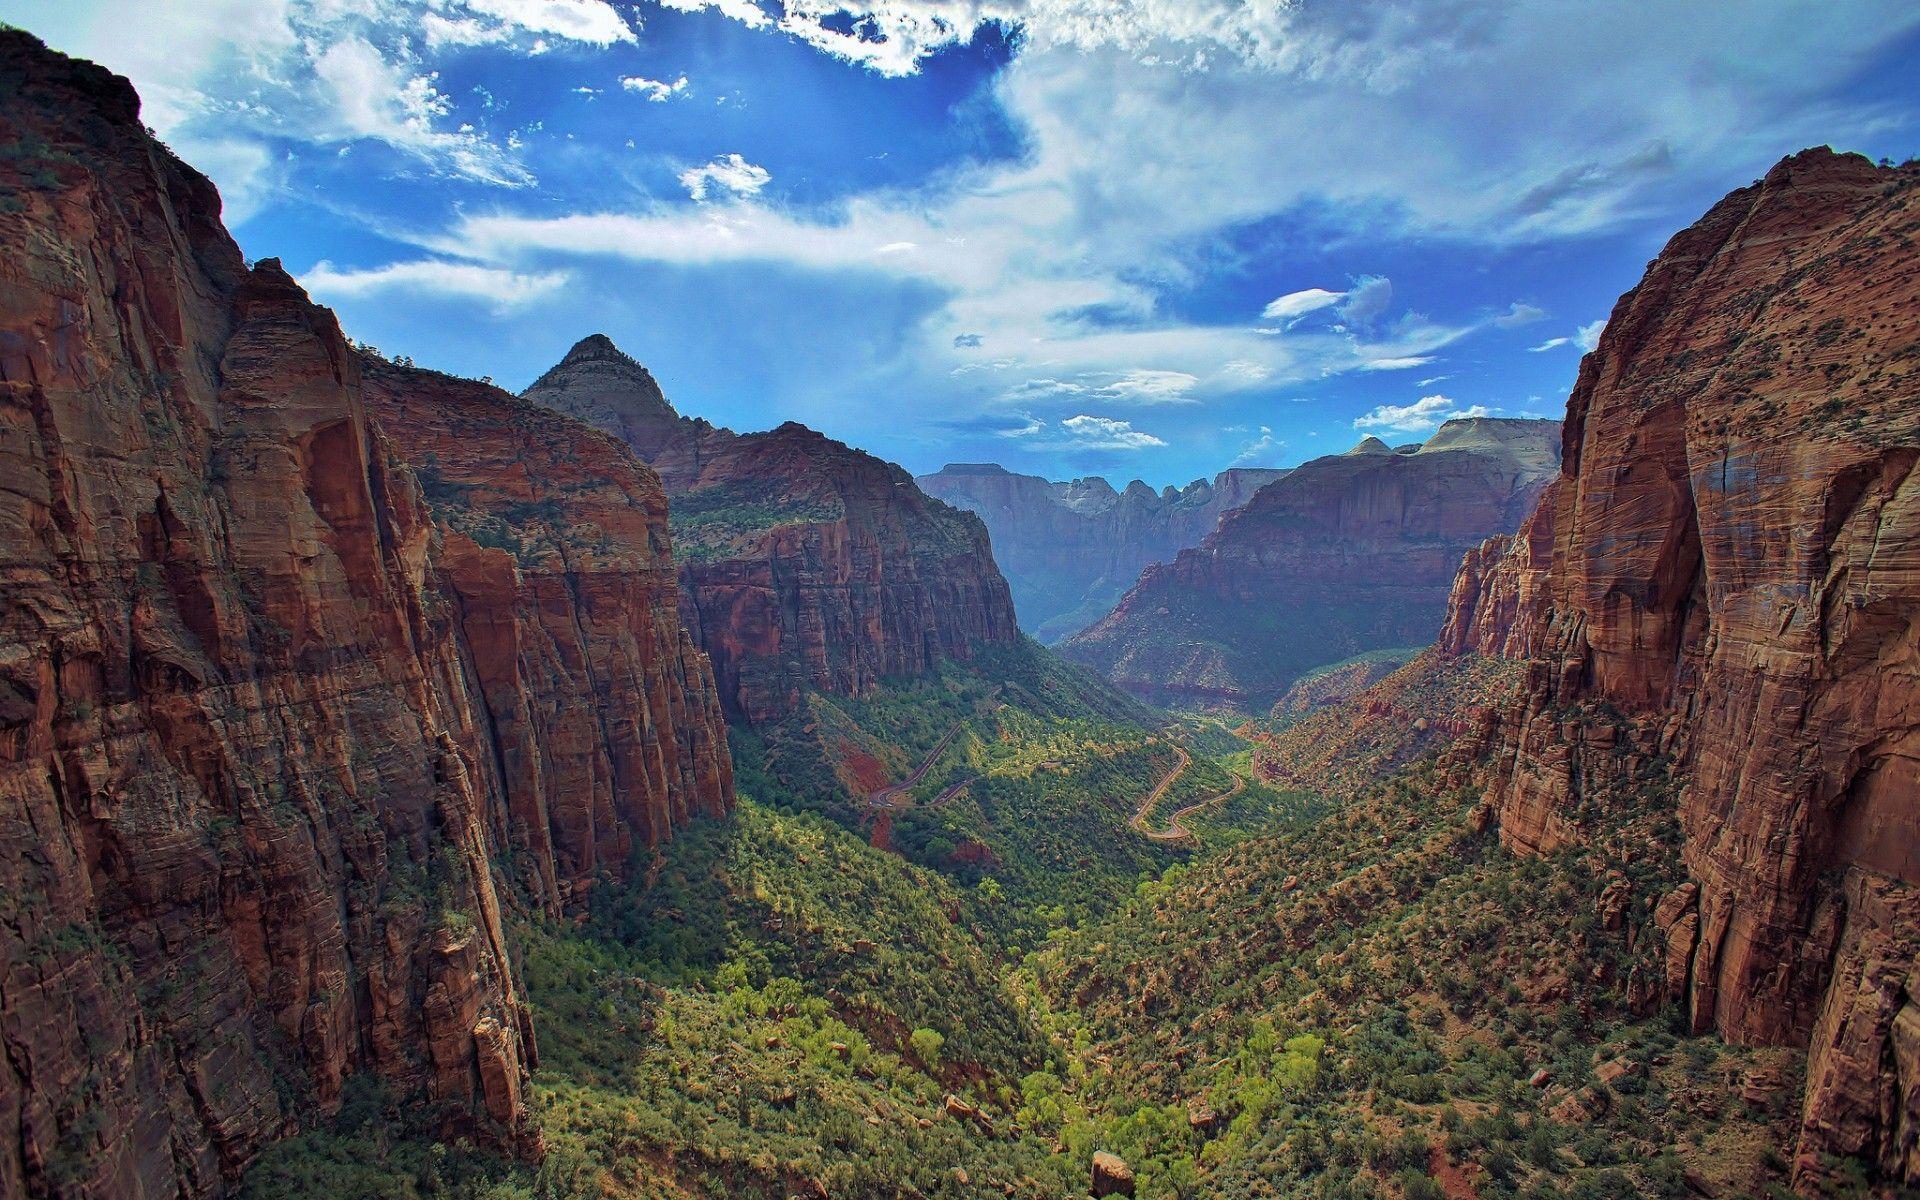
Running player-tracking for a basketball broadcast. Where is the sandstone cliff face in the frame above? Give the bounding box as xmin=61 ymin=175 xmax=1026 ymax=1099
xmin=1062 ymin=418 xmax=1560 ymax=710
xmin=0 ymin=33 xmax=730 ymax=1199
xmin=916 ymin=463 xmax=1289 ymax=642
xmin=1442 ymin=149 xmax=1920 ymax=1190
xmin=524 ymin=337 xmax=1021 ymax=723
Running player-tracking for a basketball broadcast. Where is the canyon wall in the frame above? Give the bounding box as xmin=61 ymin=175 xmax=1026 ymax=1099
xmin=916 ymin=463 xmax=1289 ymax=642
xmin=524 ymin=336 xmax=1021 ymax=724
xmin=1442 ymin=149 xmax=1920 ymax=1190
xmin=0 ymin=33 xmax=730 ymax=1199
xmin=1063 ymin=417 xmax=1559 ymax=710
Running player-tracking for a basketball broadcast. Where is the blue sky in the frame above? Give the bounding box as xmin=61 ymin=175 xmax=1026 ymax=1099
xmin=11 ymin=0 xmax=1919 ymax=485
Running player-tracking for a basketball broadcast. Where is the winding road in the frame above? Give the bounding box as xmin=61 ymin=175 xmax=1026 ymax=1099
xmin=864 ymin=687 xmax=1003 ymax=812
xmin=1128 ymin=743 xmax=1247 ymax=842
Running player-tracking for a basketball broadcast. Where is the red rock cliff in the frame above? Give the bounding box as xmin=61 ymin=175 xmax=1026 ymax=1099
xmin=523 ymin=337 xmax=1021 ymax=723
xmin=0 ymin=32 xmax=730 ymax=1199
xmin=1445 ymin=149 xmax=1920 ymax=1190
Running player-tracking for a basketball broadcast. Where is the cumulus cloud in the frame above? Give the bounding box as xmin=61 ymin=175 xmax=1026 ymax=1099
xmin=679 ymin=153 xmax=773 ymax=201
xmin=1337 ymin=276 xmax=1393 ymax=327
xmin=1353 ymin=394 xmax=1492 ymax=434
xmin=1495 ymin=302 xmax=1547 ymax=328
xmin=301 ymin=259 xmax=567 ymax=309
xmin=622 ymin=73 xmax=690 ymax=101
xmin=1051 ymin=414 xmax=1166 ymax=450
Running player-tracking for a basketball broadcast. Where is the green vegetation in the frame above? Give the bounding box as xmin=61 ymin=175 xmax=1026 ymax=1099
xmin=668 ymin=477 xmax=844 ymax=561
xmin=246 ymin=646 xmax=1847 ymax=1199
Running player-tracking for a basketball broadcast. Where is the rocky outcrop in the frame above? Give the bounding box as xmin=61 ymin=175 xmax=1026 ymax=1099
xmin=916 ymin=463 xmax=1289 ymax=642
xmin=1062 ymin=418 xmax=1560 ymax=710
xmin=525 ymin=338 xmax=1020 ymax=724
xmin=1443 ymin=149 xmax=1920 ymax=1191
xmin=0 ymin=32 xmax=730 ymax=1199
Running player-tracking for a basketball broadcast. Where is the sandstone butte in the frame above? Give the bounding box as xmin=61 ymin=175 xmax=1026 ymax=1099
xmin=0 ymin=31 xmax=732 ymax=1199
xmin=1063 ymin=416 xmax=1562 ymax=710
xmin=1438 ymin=148 xmax=1920 ymax=1190
xmin=521 ymin=334 xmax=1021 ymax=724
xmin=915 ymin=461 xmax=1290 ymax=643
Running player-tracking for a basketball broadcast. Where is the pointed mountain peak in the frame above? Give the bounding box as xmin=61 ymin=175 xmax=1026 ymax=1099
xmin=1345 ymin=435 xmax=1393 ymax=455
xmin=562 ymin=332 xmax=629 ymax=364
xmin=522 ymin=334 xmax=683 ymax=453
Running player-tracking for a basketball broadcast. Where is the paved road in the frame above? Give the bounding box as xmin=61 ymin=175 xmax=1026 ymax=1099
xmin=865 ymin=688 xmax=1002 ymax=812
xmin=1128 ymin=743 xmax=1246 ymax=842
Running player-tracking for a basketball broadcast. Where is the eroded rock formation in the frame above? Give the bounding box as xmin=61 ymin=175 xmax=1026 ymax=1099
xmin=916 ymin=463 xmax=1290 ymax=642
xmin=524 ymin=336 xmax=1020 ymax=723
xmin=1442 ymin=149 xmax=1920 ymax=1191
xmin=1063 ymin=417 xmax=1560 ymax=709
xmin=0 ymin=32 xmax=730 ymax=1198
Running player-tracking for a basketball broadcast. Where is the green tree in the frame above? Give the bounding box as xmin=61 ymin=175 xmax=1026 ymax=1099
xmin=909 ymin=1027 xmax=946 ymax=1070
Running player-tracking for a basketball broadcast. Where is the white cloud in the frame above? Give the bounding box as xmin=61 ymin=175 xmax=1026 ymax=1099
xmin=462 ymin=0 xmax=635 ymax=45
xmin=1353 ymin=394 xmax=1493 ymax=434
xmin=1337 ymin=276 xmax=1393 ymax=327
xmin=301 ymin=258 xmax=567 ymax=309
xmin=1360 ymin=355 xmax=1434 ymax=372
xmin=622 ymin=73 xmax=690 ymax=101
xmin=678 ymin=153 xmax=773 ymax=202
xmin=1047 ymin=414 xmax=1166 ymax=450
xmin=1495 ymin=302 xmax=1547 ymax=328
xmin=1530 ymin=318 xmax=1607 ymax=353
xmin=1100 ymin=369 xmax=1198 ymax=404
xmin=1262 ymin=287 xmax=1344 ymax=321
xmin=311 ymin=35 xmax=533 ymax=186
xmin=1231 ymin=428 xmax=1282 ymax=465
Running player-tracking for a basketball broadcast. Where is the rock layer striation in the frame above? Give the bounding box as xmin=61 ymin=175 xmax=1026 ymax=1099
xmin=1441 ymin=149 xmax=1920 ymax=1190
xmin=0 ymin=34 xmax=731 ymax=1198
xmin=524 ymin=337 xmax=1020 ymax=723
xmin=1063 ymin=418 xmax=1560 ymax=709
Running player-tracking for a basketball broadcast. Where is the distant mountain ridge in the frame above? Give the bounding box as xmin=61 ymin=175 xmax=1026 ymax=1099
xmin=523 ymin=336 xmax=1020 ymax=723
xmin=1061 ymin=416 xmax=1562 ymax=709
xmin=917 ymin=463 xmax=1290 ymax=642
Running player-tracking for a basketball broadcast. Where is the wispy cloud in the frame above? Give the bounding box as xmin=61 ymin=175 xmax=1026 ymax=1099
xmin=301 ymin=259 xmax=568 ymax=310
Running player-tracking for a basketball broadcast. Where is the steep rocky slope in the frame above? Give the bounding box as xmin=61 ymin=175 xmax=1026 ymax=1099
xmin=0 ymin=33 xmax=729 ymax=1199
xmin=1062 ymin=417 xmax=1560 ymax=709
xmin=916 ymin=463 xmax=1289 ymax=642
xmin=523 ymin=336 xmax=1020 ymax=724
xmin=1440 ymin=148 xmax=1920 ymax=1191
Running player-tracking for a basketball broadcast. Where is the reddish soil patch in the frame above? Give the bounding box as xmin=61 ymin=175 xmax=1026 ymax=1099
xmin=1428 ymin=1146 xmax=1481 ymax=1200
xmin=868 ymin=808 xmax=895 ymax=851
xmin=837 ymin=743 xmax=891 ymax=793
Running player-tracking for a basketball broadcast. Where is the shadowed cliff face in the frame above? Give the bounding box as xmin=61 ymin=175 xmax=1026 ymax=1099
xmin=1060 ymin=418 xmax=1561 ymax=710
xmin=0 ymin=32 xmax=730 ymax=1199
xmin=1440 ymin=149 xmax=1920 ymax=1191
xmin=524 ymin=339 xmax=1021 ymax=724
xmin=915 ymin=464 xmax=1290 ymax=643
